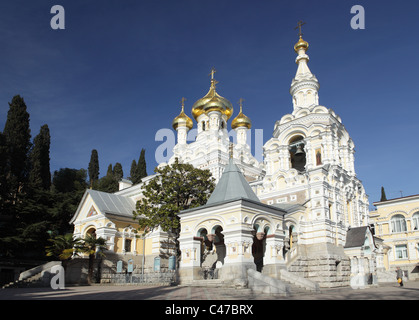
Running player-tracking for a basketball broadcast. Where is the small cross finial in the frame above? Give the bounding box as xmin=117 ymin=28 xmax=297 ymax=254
xmin=295 ymin=20 xmax=306 ymax=38
xmin=209 ymin=67 xmax=217 ymax=80
xmin=238 ymin=98 xmax=244 ymax=112
xmin=180 ymin=97 xmax=186 ymax=111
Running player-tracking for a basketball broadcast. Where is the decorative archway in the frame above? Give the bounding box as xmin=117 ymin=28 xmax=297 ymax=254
xmin=211 ymin=225 xmax=225 ymax=266
xmin=252 ymin=223 xmax=267 ymax=272
xmin=85 ymin=227 xmax=97 ymax=238
xmin=194 ymin=223 xmax=226 ymax=278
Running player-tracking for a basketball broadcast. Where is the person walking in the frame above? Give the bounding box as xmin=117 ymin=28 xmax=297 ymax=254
xmin=396 ymin=267 xmax=404 ymax=287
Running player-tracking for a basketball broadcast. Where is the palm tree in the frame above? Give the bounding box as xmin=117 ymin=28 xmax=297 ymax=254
xmin=80 ymin=234 xmax=107 ymax=284
xmin=46 ymin=233 xmax=82 ymax=271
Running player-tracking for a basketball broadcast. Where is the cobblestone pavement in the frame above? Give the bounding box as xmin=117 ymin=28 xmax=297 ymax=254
xmin=1 ymin=281 xmax=418 ymax=300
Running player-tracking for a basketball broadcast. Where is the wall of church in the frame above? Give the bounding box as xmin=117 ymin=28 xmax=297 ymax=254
xmin=178 ymin=200 xmax=286 ymax=284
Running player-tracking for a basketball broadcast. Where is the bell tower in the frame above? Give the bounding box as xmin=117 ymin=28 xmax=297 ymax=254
xmin=261 ymin=25 xmax=370 ymax=248
xmin=290 ymin=21 xmax=320 ymax=112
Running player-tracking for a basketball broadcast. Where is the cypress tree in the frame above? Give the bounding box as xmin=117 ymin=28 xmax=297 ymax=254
xmin=380 ymin=186 xmax=387 ymax=202
xmin=88 ymin=149 xmax=99 ymax=188
xmin=0 ymin=132 xmax=9 ymax=202
xmin=0 ymin=132 xmax=11 ymax=218
xmin=129 ymin=159 xmax=137 ymax=182
xmin=113 ymin=162 xmax=123 ymax=181
xmin=136 ymin=148 xmax=147 ymax=180
xmin=29 ymin=124 xmax=51 ymax=190
xmin=3 ymin=95 xmax=32 ymax=196
xmin=106 ymin=163 xmax=113 ymax=177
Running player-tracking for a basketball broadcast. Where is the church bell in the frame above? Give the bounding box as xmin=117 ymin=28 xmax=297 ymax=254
xmin=295 ymin=144 xmax=304 ymax=155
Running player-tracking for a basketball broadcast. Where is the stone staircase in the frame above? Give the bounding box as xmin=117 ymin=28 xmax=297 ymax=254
xmin=247 ymin=268 xmax=320 ymax=296
xmin=182 ymin=279 xmax=227 ymax=287
xmin=2 ymin=261 xmax=61 ymax=289
xmin=280 ymin=278 xmax=315 ymax=295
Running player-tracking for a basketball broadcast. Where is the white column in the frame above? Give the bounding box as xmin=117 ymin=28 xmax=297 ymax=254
xmin=179 ymin=237 xmax=202 ymax=269
xmin=264 ymin=234 xmax=285 ymax=265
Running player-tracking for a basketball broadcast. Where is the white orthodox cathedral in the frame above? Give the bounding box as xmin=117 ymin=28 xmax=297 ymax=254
xmin=71 ymin=31 xmax=386 ymax=289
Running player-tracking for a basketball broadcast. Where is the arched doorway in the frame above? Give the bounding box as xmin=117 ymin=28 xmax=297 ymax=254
xmin=196 ymin=228 xmax=210 ymax=263
xmin=196 ymin=225 xmax=226 ymax=279
xmin=85 ymin=227 xmax=96 ymax=238
xmin=288 ymin=225 xmax=295 ymax=250
xmin=211 ymin=225 xmax=225 ymax=266
xmin=252 ymin=224 xmax=267 ymax=272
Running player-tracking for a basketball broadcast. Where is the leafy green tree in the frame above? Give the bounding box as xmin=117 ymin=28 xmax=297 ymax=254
xmin=97 ymin=163 xmax=118 ymax=193
xmin=8 ymin=187 xmax=55 ymax=258
xmin=88 ymin=149 xmax=99 ymax=188
xmin=52 ymin=168 xmax=87 ymax=194
xmin=50 ymin=168 xmax=87 ymax=235
xmin=133 ymin=158 xmax=215 ymax=238
xmin=29 ymin=124 xmax=51 ymax=190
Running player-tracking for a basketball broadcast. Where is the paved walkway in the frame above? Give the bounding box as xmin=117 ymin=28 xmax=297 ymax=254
xmin=1 ymin=281 xmax=418 ymax=300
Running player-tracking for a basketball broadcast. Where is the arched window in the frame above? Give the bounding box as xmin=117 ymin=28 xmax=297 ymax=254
xmin=289 ymin=136 xmax=306 ymax=172
xmin=391 ymin=214 xmax=407 ymax=233
xmin=412 ymin=212 xmax=419 ymax=231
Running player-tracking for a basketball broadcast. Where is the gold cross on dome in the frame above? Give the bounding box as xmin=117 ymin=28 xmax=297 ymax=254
xmin=209 ymin=67 xmax=217 ymax=80
xmin=179 ymin=97 xmax=186 ymax=112
xmin=295 ymin=20 xmax=306 ymax=37
xmin=238 ymin=98 xmax=245 ymax=112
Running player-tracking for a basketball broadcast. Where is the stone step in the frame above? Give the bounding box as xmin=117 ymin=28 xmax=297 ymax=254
xmin=282 ymin=280 xmax=312 ymax=294
xmin=181 ymin=279 xmax=227 ymax=287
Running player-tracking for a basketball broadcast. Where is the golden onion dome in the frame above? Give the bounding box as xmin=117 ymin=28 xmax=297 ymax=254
xmin=191 ymin=72 xmax=233 ymax=121
xmin=231 ymin=103 xmax=251 ymax=130
xmin=294 ymin=36 xmax=309 ymax=53
xmin=172 ymin=99 xmax=193 ymax=131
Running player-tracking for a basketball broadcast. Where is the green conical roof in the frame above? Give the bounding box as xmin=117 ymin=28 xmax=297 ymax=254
xmin=206 ymin=158 xmax=260 ymax=205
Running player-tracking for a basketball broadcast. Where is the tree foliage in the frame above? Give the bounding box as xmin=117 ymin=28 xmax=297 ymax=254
xmin=78 ymin=234 xmax=107 ymax=284
xmin=45 ymin=233 xmax=81 ymax=269
xmin=129 ymin=159 xmax=137 ymax=182
xmin=29 ymin=124 xmax=51 ymax=190
xmin=136 ymin=148 xmax=147 ymax=180
xmin=3 ymin=95 xmax=31 ymax=197
xmin=129 ymin=148 xmax=147 ymax=184
xmin=97 ymin=163 xmax=121 ymax=193
xmin=88 ymin=149 xmax=99 ymax=187
xmin=133 ymin=158 xmax=215 ymax=236
xmin=380 ymin=186 xmax=387 ymax=202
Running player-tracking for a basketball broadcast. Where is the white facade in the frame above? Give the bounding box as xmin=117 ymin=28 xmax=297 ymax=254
xmin=168 ymin=35 xmax=370 ymax=250
xmin=71 ymin=34 xmax=374 ymax=288
xmin=170 ymin=35 xmax=372 ymax=287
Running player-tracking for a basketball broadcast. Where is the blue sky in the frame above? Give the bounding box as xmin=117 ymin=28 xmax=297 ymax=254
xmin=0 ymin=0 xmax=418 ymax=207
